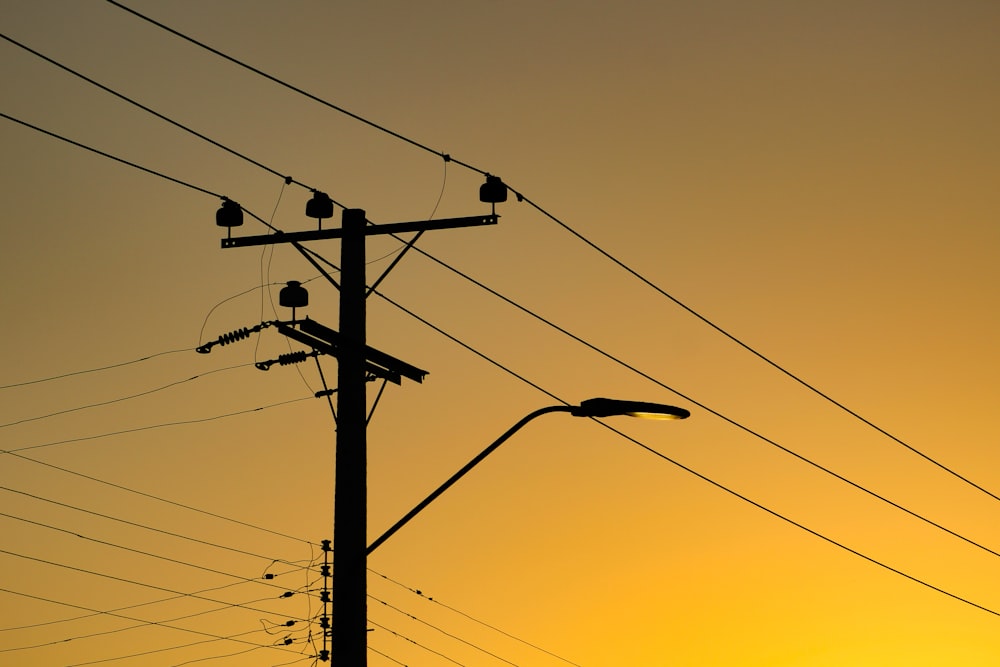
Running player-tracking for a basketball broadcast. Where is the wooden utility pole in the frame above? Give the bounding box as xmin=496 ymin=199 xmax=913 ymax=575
xmin=333 ymin=207 xmax=368 ymax=665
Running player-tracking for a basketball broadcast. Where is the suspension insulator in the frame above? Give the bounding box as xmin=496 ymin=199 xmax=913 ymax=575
xmin=305 ymin=191 xmax=334 ymax=219
xmin=216 ymin=199 xmax=244 ymax=227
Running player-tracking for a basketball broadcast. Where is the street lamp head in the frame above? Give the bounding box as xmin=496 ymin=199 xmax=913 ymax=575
xmin=571 ymin=398 xmax=690 ymax=420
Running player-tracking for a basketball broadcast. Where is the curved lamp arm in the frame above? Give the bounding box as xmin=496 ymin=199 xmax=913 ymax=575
xmin=367 ymin=405 xmax=573 ymax=555
xmin=367 ymin=398 xmax=689 ymax=555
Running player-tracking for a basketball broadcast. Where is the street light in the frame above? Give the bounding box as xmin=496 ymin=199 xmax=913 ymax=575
xmin=367 ymin=398 xmax=690 ymax=555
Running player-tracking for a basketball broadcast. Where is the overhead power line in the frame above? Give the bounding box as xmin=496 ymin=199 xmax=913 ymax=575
xmin=0 ymin=362 xmax=253 ymax=429
xmin=4 ymin=94 xmax=996 ymax=622
xmin=370 ymin=568 xmax=583 ymax=667
xmin=99 ymin=0 xmax=999 ymax=505
xmin=0 ymin=346 xmax=190 ymax=390
xmin=2 ymin=394 xmax=313 ymax=453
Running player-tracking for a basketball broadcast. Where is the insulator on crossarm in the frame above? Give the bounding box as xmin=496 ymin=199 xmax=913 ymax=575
xmin=278 ymin=350 xmax=309 ymax=366
xmin=219 ymin=327 xmax=253 ymax=346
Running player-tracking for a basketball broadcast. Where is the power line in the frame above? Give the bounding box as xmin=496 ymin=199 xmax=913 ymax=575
xmin=0 ymin=512 xmax=294 ymax=595
xmin=2 ymin=394 xmax=313 ymax=453
xmin=5 ymin=88 xmax=996 ymax=625
xmin=369 ymin=619 xmax=467 ymax=667
xmin=0 ymin=361 xmax=253 ymax=429
xmin=1 ymin=485 xmax=300 ymax=564
xmin=370 ymin=594 xmax=519 ymax=667
xmin=0 ymin=32 xmax=310 ymax=191
xmin=3 ymin=450 xmax=315 ymax=546
xmin=0 ymin=589 xmax=291 ymax=653
xmin=99 ymin=0 xmax=999 ymax=505
xmin=369 ymin=568 xmax=582 ymax=667
xmin=0 ymin=346 xmax=190 ymax=390
xmin=0 ymin=111 xmax=221 ymax=198
xmin=0 ymin=548 xmax=309 ymax=620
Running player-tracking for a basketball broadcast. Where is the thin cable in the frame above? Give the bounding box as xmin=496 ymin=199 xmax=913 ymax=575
xmin=2 ymin=455 xmax=313 ymax=546
xmin=370 ymin=594 xmax=519 ymax=667
xmin=1 ymin=111 xmax=220 ymax=197
xmin=356 ymin=292 xmax=1000 ymax=618
xmin=0 ymin=592 xmax=285 ymax=651
xmin=105 ymin=0 xmax=481 ymax=175
xmin=368 ymin=619 xmax=466 ymax=667
xmin=391 ymin=249 xmax=1000 ymax=560
xmin=0 ymin=511 xmax=293 ymax=593
xmin=9 ymin=90 xmax=994 ymax=617
xmin=369 ymin=568 xmax=582 ymax=667
xmin=0 ymin=32 xmax=309 ymax=190
xmin=0 ymin=563 xmax=307 ymax=648
xmin=2 ymin=394 xmax=313 ymax=453
xmin=0 ymin=362 xmax=252 ymax=429
xmin=0 ymin=346 xmax=190 ymax=390
xmin=518 ymin=194 xmax=1000 ymax=505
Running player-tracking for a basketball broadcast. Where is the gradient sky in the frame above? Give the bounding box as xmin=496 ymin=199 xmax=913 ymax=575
xmin=2 ymin=1 xmax=999 ymax=665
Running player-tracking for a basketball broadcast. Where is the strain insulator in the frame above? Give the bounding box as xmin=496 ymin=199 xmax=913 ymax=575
xmin=278 ymin=350 xmax=309 ymax=366
xmin=219 ymin=327 xmax=253 ymax=346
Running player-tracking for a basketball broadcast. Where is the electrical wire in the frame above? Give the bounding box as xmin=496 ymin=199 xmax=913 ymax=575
xmin=0 ymin=111 xmax=220 ymax=198
xmin=0 ymin=345 xmax=191 ymax=390
xmin=369 ymin=568 xmax=582 ymax=667
xmin=0 ymin=591 xmax=290 ymax=652
xmin=356 ymin=290 xmax=1000 ymax=618
xmin=2 ymin=394 xmax=313 ymax=453
xmin=0 ymin=548 xmax=309 ymax=621
xmin=0 ymin=486 xmax=290 ymax=562
xmin=98 ymin=0 xmax=1000 ymax=505
xmin=370 ymin=594 xmax=519 ymax=667
xmin=368 ymin=619 xmax=466 ymax=667
xmin=0 ymin=362 xmax=253 ymax=429
xmin=0 ymin=32 xmax=309 ymax=191
xmin=0 ymin=579 xmax=305 ymax=658
xmin=0 ymin=512 xmax=295 ymax=595
xmin=5 ymin=91 xmax=997 ymax=625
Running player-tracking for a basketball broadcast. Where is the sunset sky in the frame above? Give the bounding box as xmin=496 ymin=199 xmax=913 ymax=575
xmin=2 ymin=1 xmax=999 ymax=665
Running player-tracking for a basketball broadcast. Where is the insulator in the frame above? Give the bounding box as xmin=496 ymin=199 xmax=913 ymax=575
xmin=278 ymin=350 xmax=309 ymax=366
xmin=479 ymin=175 xmax=508 ymax=203
xmin=319 ymin=591 xmax=331 ymax=603
xmin=321 ymin=539 xmax=332 ymax=552
xmin=320 ymin=565 xmax=331 ymax=577
xmin=279 ymin=280 xmax=309 ymax=309
xmin=319 ymin=650 xmax=330 ymax=662
xmin=319 ymin=616 xmax=330 ymax=629
xmin=216 ymin=199 xmax=244 ymax=227
xmin=219 ymin=327 xmax=253 ymax=346
xmin=305 ymin=191 xmax=334 ymax=219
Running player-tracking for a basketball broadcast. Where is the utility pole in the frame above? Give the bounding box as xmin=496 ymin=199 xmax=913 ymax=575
xmin=335 ymin=207 xmax=368 ymax=665
xmin=216 ymin=180 xmax=507 ymax=665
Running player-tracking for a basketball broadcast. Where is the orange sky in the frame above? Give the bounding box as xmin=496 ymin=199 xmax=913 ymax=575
xmin=2 ymin=1 xmax=999 ymax=665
